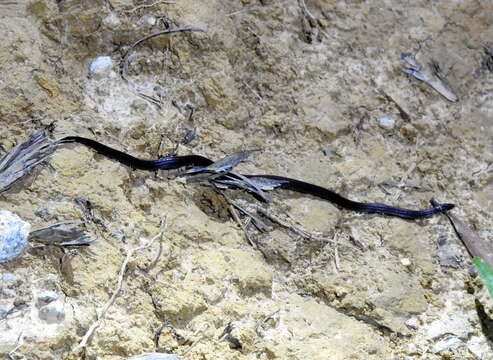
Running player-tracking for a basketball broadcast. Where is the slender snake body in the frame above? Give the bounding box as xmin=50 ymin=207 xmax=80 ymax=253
xmin=58 ymin=136 xmax=454 ymax=220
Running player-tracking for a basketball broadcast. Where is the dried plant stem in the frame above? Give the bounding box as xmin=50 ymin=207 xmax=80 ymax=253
xmin=255 ymin=309 xmax=280 ymax=337
xmin=181 ymin=322 xmax=210 ymax=355
xmin=122 ymin=26 xmax=206 ymax=79
xmin=124 ymin=0 xmax=175 ymax=14
xmin=229 ymin=204 xmax=255 ymax=247
xmin=75 ymin=226 xmax=165 ymax=350
xmin=253 ymin=205 xmax=335 ymax=244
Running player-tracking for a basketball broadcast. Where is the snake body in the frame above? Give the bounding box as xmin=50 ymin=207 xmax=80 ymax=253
xmin=58 ymin=136 xmax=454 ymax=220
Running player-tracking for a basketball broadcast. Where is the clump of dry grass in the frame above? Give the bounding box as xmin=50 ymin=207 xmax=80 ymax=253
xmin=0 ymin=126 xmax=57 ymax=193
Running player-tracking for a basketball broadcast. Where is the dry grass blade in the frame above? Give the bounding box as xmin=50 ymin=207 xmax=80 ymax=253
xmin=183 ymin=149 xmax=268 ymax=201
xmin=122 ymin=26 xmax=207 ymax=79
xmin=0 ymin=127 xmax=57 ymax=193
xmin=401 ymin=54 xmax=459 ymax=103
xmin=29 ymin=220 xmax=93 ymax=247
xmin=444 ymin=212 xmax=493 ymax=269
xmin=223 ymin=171 xmax=268 ymax=201
xmin=230 ymin=201 xmax=269 ymax=233
xmin=205 ymin=150 xmax=256 ymax=173
xmin=184 ymin=150 xmax=257 ymax=175
xmin=242 ymin=176 xmax=286 ymax=190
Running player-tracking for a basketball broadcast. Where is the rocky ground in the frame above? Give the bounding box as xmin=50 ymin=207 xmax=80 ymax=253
xmin=0 ymin=0 xmax=492 ymax=359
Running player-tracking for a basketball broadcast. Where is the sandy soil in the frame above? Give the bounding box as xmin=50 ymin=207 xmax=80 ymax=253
xmin=1 ymin=0 xmax=492 ymax=359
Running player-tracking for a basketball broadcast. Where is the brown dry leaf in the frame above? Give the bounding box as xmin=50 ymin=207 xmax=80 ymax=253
xmin=445 ymin=212 xmax=493 ymax=269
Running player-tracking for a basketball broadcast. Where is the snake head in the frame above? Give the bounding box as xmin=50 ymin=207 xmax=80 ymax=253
xmin=430 ymin=198 xmax=455 ymax=212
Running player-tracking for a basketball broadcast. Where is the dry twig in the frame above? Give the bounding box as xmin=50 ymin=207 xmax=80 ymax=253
xmin=181 ymin=322 xmax=210 ymax=355
xmin=333 ymin=231 xmax=340 ymax=272
xmin=253 ymin=205 xmax=334 ymax=244
xmin=124 ymin=0 xmax=175 ymax=14
xmin=228 ymin=203 xmax=256 ymax=248
xmin=122 ymin=26 xmax=206 ymax=79
xmin=255 ymin=309 xmax=280 ymax=337
xmin=7 ymin=332 xmax=24 ymax=360
xmin=75 ymin=225 xmax=165 ymax=350
xmin=298 ymin=0 xmax=329 ymax=39
xmin=145 ymin=216 xmax=167 ymax=271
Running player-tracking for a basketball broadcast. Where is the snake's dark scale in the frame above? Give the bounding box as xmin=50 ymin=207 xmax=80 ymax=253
xmin=58 ymin=136 xmax=455 ymax=220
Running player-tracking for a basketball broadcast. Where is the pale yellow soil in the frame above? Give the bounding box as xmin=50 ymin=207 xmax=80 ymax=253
xmin=1 ymin=0 xmax=492 ymax=359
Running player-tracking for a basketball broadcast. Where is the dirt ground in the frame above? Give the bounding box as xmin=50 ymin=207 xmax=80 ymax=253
xmin=1 ymin=0 xmax=493 ymax=359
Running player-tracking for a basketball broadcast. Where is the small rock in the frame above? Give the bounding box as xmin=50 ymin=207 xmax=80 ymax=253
xmin=467 ymin=336 xmax=488 ymax=358
xmin=0 ymin=211 xmax=31 ymax=262
xmin=0 ymin=273 xmax=19 ymax=297
xmin=400 ymin=257 xmax=411 ymax=267
xmin=37 ymin=291 xmax=58 ymax=306
xmin=378 ymin=116 xmax=395 ymax=130
xmin=1 ymin=288 xmax=15 ymax=297
xmin=431 ymin=336 xmax=463 ymax=353
xmin=0 ymin=305 xmax=7 ymax=318
xmin=479 ymin=230 xmax=493 ymax=238
xmin=0 ymin=272 xmax=17 ymax=283
xmin=89 ymin=56 xmax=114 ymax=79
xmin=102 ymin=13 xmax=120 ymax=29
xmin=405 ymin=317 xmax=419 ymax=330
xmin=142 ymin=15 xmax=156 ymax=26
xmin=436 ymin=234 xmax=461 ymax=268
xmin=426 ymin=316 xmax=471 ymax=339
xmin=39 ymin=302 xmax=65 ymax=324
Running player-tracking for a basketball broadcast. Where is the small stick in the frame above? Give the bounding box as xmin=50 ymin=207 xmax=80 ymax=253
xmin=243 ymin=81 xmax=262 ymax=101
xmin=75 ymin=225 xmax=165 ymax=350
xmin=253 ymin=205 xmax=334 ymax=244
xmin=231 ymin=201 xmax=269 ymax=233
xmin=220 ymin=190 xmax=257 ymax=248
xmin=299 ymin=0 xmax=316 ymax=20
xmin=145 ymin=216 xmax=168 ymax=271
xmin=122 ymin=26 xmax=207 ymax=79
xmin=154 ymin=321 xmax=171 ymax=350
xmin=124 ymin=0 xmax=175 ymax=14
xmin=181 ymin=322 xmax=210 ymax=355
xmin=333 ymin=231 xmax=340 ymax=272
xmin=137 ymin=92 xmax=163 ymax=108
xmin=226 ymin=5 xmax=256 ymax=17
xmin=8 ymin=332 xmax=24 ymax=360
xmin=229 ymin=204 xmax=256 ymax=248
xmin=255 ymin=309 xmax=280 ymax=336
xmin=298 ymin=0 xmax=330 ymax=39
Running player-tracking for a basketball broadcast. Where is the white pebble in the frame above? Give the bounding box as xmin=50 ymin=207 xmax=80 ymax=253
xmin=0 ymin=211 xmax=31 ymax=262
xmin=405 ymin=317 xmax=419 ymax=330
xmin=37 ymin=291 xmax=58 ymax=306
xmin=431 ymin=336 xmax=462 ymax=353
xmin=102 ymin=13 xmax=120 ymax=29
xmin=378 ymin=117 xmax=395 ymax=130
xmin=89 ymin=56 xmax=114 ymax=79
xmin=0 ymin=272 xmax=17 ymax=283
xmin=400 ymin=257 xmax=411 ymax=267
xmin=143 ymin=15 xmax=157 ymax=26
xmin=39 ymin=302 xmax=65 ymax=324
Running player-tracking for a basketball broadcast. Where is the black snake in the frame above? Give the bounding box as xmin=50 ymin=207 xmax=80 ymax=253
xmin=58 ymin=136 xmax=454 ymax=220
